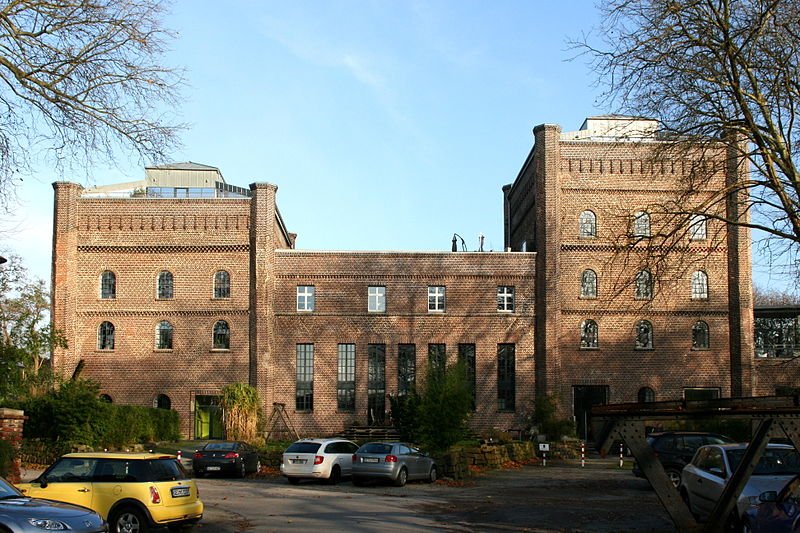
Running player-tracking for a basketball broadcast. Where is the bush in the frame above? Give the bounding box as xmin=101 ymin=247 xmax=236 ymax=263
xmin=20 ymin=379 xmax=180 ymax=448
xmin=220 ymin=383 xmax=260 ymax=442
xmin=0 ymin=439 xmax=14 ymax=477
xmin=391 ymin=361 xmax=473 ymax=453
xmin=535 ymin=395 xmax=576 ymax=440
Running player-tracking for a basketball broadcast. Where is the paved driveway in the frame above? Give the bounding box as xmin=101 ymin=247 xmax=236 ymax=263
xmin=195 ymin=463 xmax=676 ymax=532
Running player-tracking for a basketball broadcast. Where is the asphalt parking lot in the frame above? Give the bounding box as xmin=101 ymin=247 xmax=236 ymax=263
xmin=194 ymin=462 xmax=676 ymax=533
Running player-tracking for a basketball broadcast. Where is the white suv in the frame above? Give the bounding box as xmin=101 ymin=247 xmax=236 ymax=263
xmin=280 ymin=438 xmax=359 ymax=485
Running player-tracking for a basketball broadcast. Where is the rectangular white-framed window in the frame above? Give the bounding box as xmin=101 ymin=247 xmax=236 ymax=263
xmin=296 ymin=285 xmax=315 ymax=312
xmin=368 ymin=286 xmax=386 ymax=313
xmin=428 ymin=286 xmax=446 ymax=312
xmin=497 ymin=286 xmax=515 ymax=312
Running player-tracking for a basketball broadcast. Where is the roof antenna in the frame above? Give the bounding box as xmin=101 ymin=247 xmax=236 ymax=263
xmin=478 ymin=233 xmax=485 ymax=252
xmin=451 ymin=233 xmax=467 ymax=252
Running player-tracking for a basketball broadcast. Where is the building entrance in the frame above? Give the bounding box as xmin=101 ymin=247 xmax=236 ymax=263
xmin=194 ymin=395 xmax=224 ymax=439
xmin=573 ymin=385 xmax=609 ymax=441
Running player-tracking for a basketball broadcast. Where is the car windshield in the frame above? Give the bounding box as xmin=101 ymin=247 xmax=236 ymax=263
xmin=204 ymin=442 xmax=236 ymax=451
xmin=360 ymin=443 xmax=393 ymax=454
xmin=728 ymin=448 xmax=800 ymax=475
xmin=0 ymin=477 xmax=22 ymax=499
xmin=285 ymin=442 xmax=321 ymax=454
xmin=146 ymin=459 xmax=189 ymax=481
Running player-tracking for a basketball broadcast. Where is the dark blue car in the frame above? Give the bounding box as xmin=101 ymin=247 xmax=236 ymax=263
xmin=742 ymin=475 xmax=800 ymax=532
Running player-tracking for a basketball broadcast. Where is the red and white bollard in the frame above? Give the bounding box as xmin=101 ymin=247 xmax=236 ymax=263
xmin=581 ymin=442 xmax=585 ymax=468
xmin=619 ymin=443 xmax=624 ymax=468
xmin=177 ymin=450 xmax=182 ymax=463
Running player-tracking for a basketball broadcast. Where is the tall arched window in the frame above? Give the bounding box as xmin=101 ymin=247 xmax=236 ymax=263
xmin=579 ymin=210 xmax=597 ymax=238
xmin=632 ymin=211 xmax=651 ymax=237
xmin=635 ymin=320 xmax=653 ymax=349
xmin=155 ymin=321 xmax=173 ymax=350
xmin=214 ymin=270 xmax=230 ymax=299
xmin=635 ymin=270 xmax=653 ymax=300
xmin=692 ymin=321 xmax=710 ymax=350
xmin=153 ymin=394 xmax=171 ymax=409
xmin=100 ymin=271 xmax=116 ymax=299
xmin=689 ymin=215 xmax=707 ymax=240
xmin=157 ymin=271 xmax=174 ymax=299
xmin=98 ymin=321 xmax=115 ymax=350
xmin=691 ymin=271 xmax=709 ymax=300
xmin=581 ymin=269 xmax=598 ymax=299
xmin=213 ymin=320 xmax=230 ymax=349
xmin=581 ymin=319 xmax=599 ymax=348
xmin=638 ymin=387 xmax=655 ymax=403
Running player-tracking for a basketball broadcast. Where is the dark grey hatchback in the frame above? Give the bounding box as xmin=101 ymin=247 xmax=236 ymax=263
xmin=351 ymin=442 xmax=436 ymax=487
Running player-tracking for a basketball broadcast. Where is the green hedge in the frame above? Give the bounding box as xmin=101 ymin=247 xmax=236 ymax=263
xmin=0 ymin=439 xmax=14 ymax=477
xmin=19 ymin=380 xmax=180 ymax=448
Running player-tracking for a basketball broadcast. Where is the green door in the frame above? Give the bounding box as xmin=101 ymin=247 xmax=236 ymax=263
xmin=194 ymin=395 xmax=223 ymax=439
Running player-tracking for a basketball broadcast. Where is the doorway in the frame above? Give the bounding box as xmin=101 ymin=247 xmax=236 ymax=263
xmin=573 ymin=385 xmax=609 ymax=441
xmin=194 ymin=395 xmax=224 ymax=439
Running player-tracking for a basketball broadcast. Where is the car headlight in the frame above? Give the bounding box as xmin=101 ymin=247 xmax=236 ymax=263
xmin=27 ymin=518 xmax=71 ymax=530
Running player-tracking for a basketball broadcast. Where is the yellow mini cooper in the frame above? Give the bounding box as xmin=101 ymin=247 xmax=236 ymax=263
xmin=17 ymin=452 xmax=203 ymax=533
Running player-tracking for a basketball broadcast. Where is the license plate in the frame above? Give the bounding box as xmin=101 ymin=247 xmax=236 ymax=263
xmin=207 ymin=466 xmax=221 ymax=471
xmin=290 ymin=459 xmax=306 ymax=464
xmin=171 ymin=486 xmax=190 ymax=498
xmin=363 ymin=457 xmax=379 ymax=463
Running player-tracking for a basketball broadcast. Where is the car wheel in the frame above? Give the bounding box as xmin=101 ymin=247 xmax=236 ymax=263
xmin=665 ymin=468 xmax=682 ymax=488
xmin=394 ymin=467 xmax=408 ymax=487
xmin=110 ymin=506 xmax=149 ymax=533
xmin=328 ymin=465 xmax=341 ymax=485
xmin=427 ymin=465 xmax=437 ymax=483
xmin=288 ymin=477 xmax=300 ymax=485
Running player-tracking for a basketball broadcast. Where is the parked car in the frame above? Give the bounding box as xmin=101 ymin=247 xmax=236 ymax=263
xmin=632 ymin=431 xmax=734 ymax=487
xmin=351 ymin=442 xmax=437 ymax=487
xmin=192 ymin=441 xmax=260 ymax=478
xmin=280 ymin=438 xmax=359 ymax=485
xmin=681 ymin=443 xmax=800 ymax=525
xmin=16 ymin=452 xmax=203 ymax=533
xmin=741 ymin=474 xmax=800 ymax=532
xmin=0 ymin=475 xmax=107 ymax=533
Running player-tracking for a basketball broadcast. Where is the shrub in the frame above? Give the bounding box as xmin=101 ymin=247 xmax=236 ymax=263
xmin=391 ymin=361 xmax=473 ymax=453
xmin=220 ymin=383 xmax=260 ymax=442
xmin=535 ymin=395 xmax=576 ymax=440
xmin=0 ymin=439 xmax=14 ymax=477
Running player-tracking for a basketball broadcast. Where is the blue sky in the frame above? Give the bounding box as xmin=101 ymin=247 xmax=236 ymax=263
xmin=2 ymin=1 xmax=793 ymax=293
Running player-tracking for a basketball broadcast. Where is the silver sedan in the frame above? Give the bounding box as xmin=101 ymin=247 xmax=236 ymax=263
xmin=352 ymin=442 xmax=437 ymax=487
xmin=0 ymin=475 xmax=107 ymax=532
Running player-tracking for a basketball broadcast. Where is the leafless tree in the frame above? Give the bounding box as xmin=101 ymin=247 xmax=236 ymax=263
xmin=575 ymin=0 xmax=800 ymax=276
xmin=0 ymin=0 xmax=184 ymax=209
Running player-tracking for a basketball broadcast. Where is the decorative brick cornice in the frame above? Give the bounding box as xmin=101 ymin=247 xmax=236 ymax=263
xmin=561 ymin=308 xmax=729 ymax=317
xmin=79 ymin=309 xmax=249 ymax=317
xmin=77 ymin=244 xmax=249 ymax=254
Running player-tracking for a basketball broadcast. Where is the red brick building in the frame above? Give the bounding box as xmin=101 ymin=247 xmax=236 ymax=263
xmin=52 ymin=118 xmax=785 ymax=440
xmin=51 ymin=163 xmax=534 ymax=438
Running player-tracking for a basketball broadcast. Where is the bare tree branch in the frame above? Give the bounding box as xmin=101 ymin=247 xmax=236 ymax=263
xmin=0 ymin=0 xmax=185 ymax=210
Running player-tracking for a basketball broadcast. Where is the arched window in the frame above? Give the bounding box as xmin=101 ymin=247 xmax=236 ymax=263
xmin=632 ymin=211 xmax=651 ymax=237
xmin=98 ymin=321 xmax=115 ymax=350
xmin=692 ymin=321 xmax=710 ymax=350
xmin=99 ymin=394 xmax=113 ymax=403
xmin=100 ymin=271 xmax=116 ymax=299
xmin=579 ymin=210 xmax=597 ymax=238
xmin=691 ymin=271 xmax=709 ymax=300
xmin=213 ymin=320 xmax=230 ymax=349
xmin=689 ymin=215 xmax=707 ymax=240
xmin=214 ymin=270 xmax=230 ymax=299
xmin=638 ymin=387 xmax=655 ymax=403
xmin=635 ymin=270 xmax=653 ymax=300
xmin=153 ymin=394 xmax=171 ymax=409
xmin=581 ymin=269 xmax=598 ymax=299
xmin=581 ymin=319 xmax=599 ymax=348
xmin=155 ymin=321 xmax=173 ymax=350
xmin=635 ymin=320 xmax=653 ymax=349
xmin=157 ymin=271 xmax=174 ymax=299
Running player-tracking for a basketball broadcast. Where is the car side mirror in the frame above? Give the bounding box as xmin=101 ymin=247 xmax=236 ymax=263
xmin=39 ymin=476 xmax=48 ymax=489
xmin=760 ymin=490 xmax=778 ymax=503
